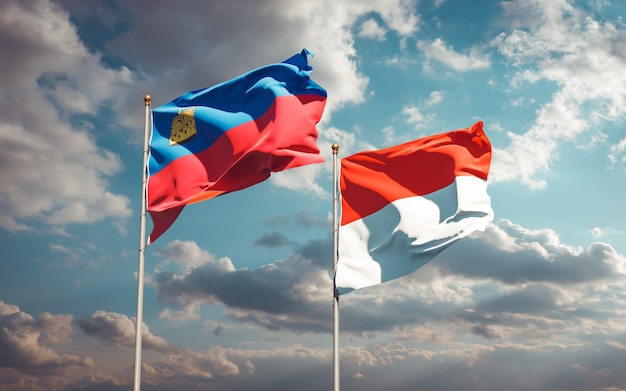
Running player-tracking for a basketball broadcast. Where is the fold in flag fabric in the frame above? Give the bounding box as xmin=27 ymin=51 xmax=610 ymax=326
xmin=336 ymin=121 xmax=493 ymax=292
xmin=147 ymin=49 xmax=327 ymax=244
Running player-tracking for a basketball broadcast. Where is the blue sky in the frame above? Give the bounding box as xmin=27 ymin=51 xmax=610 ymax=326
xmin=1 ymin=0 xmax=626 ymax=390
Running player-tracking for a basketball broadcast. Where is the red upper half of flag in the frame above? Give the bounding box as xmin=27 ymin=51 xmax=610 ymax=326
xmin=340 ymin=121 xmax=491 ymax=226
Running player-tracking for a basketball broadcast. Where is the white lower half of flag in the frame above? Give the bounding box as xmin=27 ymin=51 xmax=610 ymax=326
xmin=336 ymin=176 xmax=493 ymax=291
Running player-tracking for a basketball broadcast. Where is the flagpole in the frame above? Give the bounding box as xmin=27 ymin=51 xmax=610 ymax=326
xmin=133 ymin=94 xmax=151 ymax=391
xmin=332 ymin=143 xmax=340 ymax=391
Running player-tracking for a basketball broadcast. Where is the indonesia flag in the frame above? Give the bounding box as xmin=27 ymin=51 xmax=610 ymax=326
xmin=336 ymin=121 xmax=493 ymax=292
xmin=147 ymin=49 xmax=327 ymax=244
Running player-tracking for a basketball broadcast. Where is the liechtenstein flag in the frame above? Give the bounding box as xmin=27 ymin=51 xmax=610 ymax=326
xmin=147 ymin=49 xmax=327 ymax=244
xmin=336 ymin=121 xmax=494 ymax=292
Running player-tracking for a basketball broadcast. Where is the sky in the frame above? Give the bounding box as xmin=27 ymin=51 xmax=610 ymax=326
xmin=1 ymin=0 xmax=626 ymax=390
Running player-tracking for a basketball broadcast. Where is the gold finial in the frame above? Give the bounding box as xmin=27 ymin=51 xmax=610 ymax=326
xmin=144 ymin=95 xmax=152 ymax=105
xmin=332 ymin=143 xmax=339 ymax=154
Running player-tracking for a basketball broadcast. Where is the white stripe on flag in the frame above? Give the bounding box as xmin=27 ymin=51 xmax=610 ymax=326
xmin=336 ymin=176 xmax=493 ymax=291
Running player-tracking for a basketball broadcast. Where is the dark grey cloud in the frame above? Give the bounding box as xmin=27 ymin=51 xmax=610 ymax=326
xmin=436 ymin=219 xmax=624 ymax=285
xmin=254 ymin=232 xmax=295 ymax=248
xmin=3 ymin=212 xmax=624 ymax=389
xmin=477 ymin=284 xmax=559 ymax=314
xmin=263 ymin=211 xmax=329 ymax=228
xmin=76 ymin=310 xmax=243 ymax=385
xmin=297 ymin=238 xmax=332 ymax=269
xmin=77 ymin=310 xmax=169 ymax=353
xmin=334 ymin=218 xmax=625 ymax=336
xmin=293 ymin=211 xmax=330 ymax=228
xmin=470 ymin=323 xmax=501 ymax=339
xmin=149 ymin=218 xmax=626 ymax=341
xmin=56 ymin=0 xmax=375 ymax=122
xmin=152 ymin=239 xmax=333 ymax=332
xmin=0 ymin=301 xmax=92 ymax=379
xmin=65 ymin=373 xmax=129 ymax=391
xmin=264 ymin=214 xmax=292 ymax=227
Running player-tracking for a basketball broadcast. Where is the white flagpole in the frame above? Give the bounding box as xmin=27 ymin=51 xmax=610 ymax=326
xmin=332 ymin=143 xmax=340 ymax=391
xmin=133 ymin=94 xmax=151 ymax=391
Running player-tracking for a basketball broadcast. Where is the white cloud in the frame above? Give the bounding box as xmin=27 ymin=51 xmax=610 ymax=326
xmin=608 ymin=136 xmax=626 ymax=169
xmin=155 ymin=239 xmax=236 ymax=272
xmin=417 ymin=38 xmax=491 ymax=72
xmin=358 ymin=18 xmax=387 ymax=41
xmin=402 ymin=104 xmax=435 ymax=129
xmin=49 ymin=243 xmax=84 ymax=267
xmin=402 ymin=105 xmax=426 ymax=123
xmin=0 ymin=0 xmax=132 ymax=232
xmin=271 ymin=164 xmax=328 ymax=199
xmin=426 ymin=90 xmax=445 ymax=106
xmin=589 ymin=226 xmax=624 ymax=239
xmin=491 ymin=0 xmax=626 ymax=186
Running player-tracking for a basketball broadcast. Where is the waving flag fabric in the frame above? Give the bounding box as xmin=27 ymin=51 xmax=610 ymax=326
xmin=336 ymin=121 xmax=493 ymax=292
xmin=147 ymin=49 xmax=327 ymax=244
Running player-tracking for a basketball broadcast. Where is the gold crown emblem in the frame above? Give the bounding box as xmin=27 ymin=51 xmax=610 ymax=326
xmin=169 ymin=107 xmax=197 ymax=145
